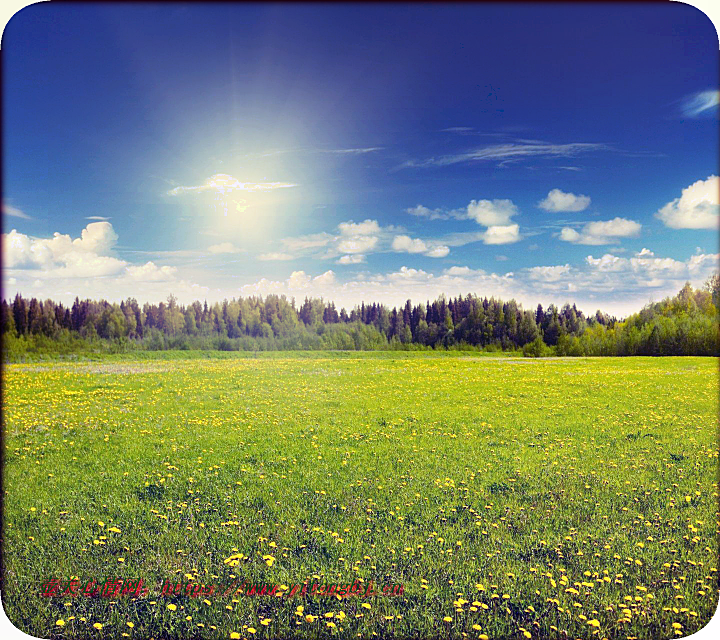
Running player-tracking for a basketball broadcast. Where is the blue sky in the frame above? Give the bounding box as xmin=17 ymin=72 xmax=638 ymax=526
xmin=3 ymin=2 xmax=718 ymax=316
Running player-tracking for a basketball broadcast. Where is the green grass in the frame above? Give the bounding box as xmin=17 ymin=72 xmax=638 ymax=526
xmin=2 ymin=353 xmax=718 ymax=639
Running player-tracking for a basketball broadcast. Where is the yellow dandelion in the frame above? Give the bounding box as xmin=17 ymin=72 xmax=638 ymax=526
xmin=167 ymin=604 xmax=177 ymax=611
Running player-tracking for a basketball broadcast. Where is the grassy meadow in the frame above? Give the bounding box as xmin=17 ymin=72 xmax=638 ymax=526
xmin=2 ymin=353 xmax=718 ymax=639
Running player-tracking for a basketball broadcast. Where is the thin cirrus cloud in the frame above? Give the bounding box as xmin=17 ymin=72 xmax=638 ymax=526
xmin=167 ymin=174 xmax=298 ymax=195
xmin=208 ymin=242 xmax=243 ymax=255
xmin=3 ymin=203 xmax=31 ymax=220
xmin=402 ymin=141 xmax=609 ymax=168
xmin=655 ymin=175 xmax=718 ymax=229
xmin=560 ymin=217 xmax=642 ymax=245
xmin=680 ymin=90 xmax=719 ymax=117
xmin=538 ymin=188 xmax=591 ymax=212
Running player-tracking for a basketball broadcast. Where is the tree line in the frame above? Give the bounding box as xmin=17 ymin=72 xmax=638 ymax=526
xmin=2 ymin=278 xmax=718 ymax=359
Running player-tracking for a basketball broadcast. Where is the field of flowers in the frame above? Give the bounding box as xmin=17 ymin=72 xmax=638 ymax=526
xmin=2 ymin=353 xmax=718 ymax=639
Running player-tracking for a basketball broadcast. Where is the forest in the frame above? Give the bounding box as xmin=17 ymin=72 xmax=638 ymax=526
xmin=2 ymin=278 xmax=718 ymax=359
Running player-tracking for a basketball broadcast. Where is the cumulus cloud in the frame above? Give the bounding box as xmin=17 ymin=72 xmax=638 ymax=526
xmin=584 ymin=251 xmax=719 ymax=282
xmin=482 ymin=224 xmax=520 ymax=245
xmin=538 ymin=188 xmax=591 ymax=212
xmin=337 ymin=219 xmax=381 ymax=236
xmin=392 ymin=235 xmax=450 ymax=258
xmin=425 ymin=245 xmax=450 ymax=258
xmin=168 ymin=174 xmax=297 ymax=195
xmin=337 ymin=235 xmax=379 ymax=254
xmin=528 ymin=264 xmax=572 ymax=281
xmin=466 ymin=199 xmax=518 ymax=226
xmin=656 ymin=175 xmax=719 ymax=229
xmin=125 ymin=262 xmax=178 ymax=281
xmin=403 ymin=199 xmax=522 ymax=245
xmin=337 ymin=254 xmax=366 ymax=265
xmin=3 ymin=222 xmax=123 ymax=273
xmin=2 ymin=222 xmax=193 ymax=300
xmin=560 ymin=217 xmax=642 ymax=245
xmin=208 ymin=242 xmax=243 ymax=254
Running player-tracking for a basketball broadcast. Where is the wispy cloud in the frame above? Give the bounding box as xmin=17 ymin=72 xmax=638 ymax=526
xmin=316 ymin=147 xmax=383 ymax=155
xmin=3 ymin=204 xmax=31 ymax=220
xmin=86 ymin=215 xmax=111 ymax=221
xmin=259 ymin=252 xmax=296 ymax=261
xmin=402 ymin=141 xmax=609 ymax=168
xmin=167 ymin=174 xmax=297 ymax=196
xmin=681 ymin=90 xmax=719 ymax=117
xmin=208 ymin=242 xmax=243 ymax=255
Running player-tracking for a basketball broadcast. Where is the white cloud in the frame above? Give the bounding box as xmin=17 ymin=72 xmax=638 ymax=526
xmin=259 ymin=252 xmax=295 ymax=261
xmin=538 ymin=188 xmax=591 ymax=212
xmin=528 ymin=264 xmax=571 ymax=281
xmin=560 ymin=228 xmax=581 ymax=242
xmin=3 ymin=204 xmax=31 ymax=219
xmin=392 ymin=235 xmax=428 ymax=254
xmin=287 ymin=271 xmax=312 ymax=290
xmin=482 ymin=224 xmax=520 ymax=245
xmin=282 ymin=233 xmax=335 ymax=253
xmin=2 ymin=222 xmax=122 ymax=273
xmin=392 ymin=235 xmax=449 ymax=258
xmin=404 ymin=141 xmax=609 ymax=168
xmin=560 ymin=217 xmax=641 ymax=245
xmin=681 ymin=90 xmax=719 ymax=117
xmin=337 ymin=254 xmax=366 ymax=264
xmin=405 ymin=204 xmax=465 ymax=221
xmin=337 ymin=235 xmax=379 ymax=254
xmin=585 ymin=253 xmax=627 ymax=272
xmin=338 ymin=219 xmax=382 ymax=236
xmin=168 ymin=174 xmax=297 ymax=195
xmin=424 ymin=245 xmax=450 ymax=258
xmin=406 ymin=204 xmax=446 ymax=220
xmin=86 ymin=216 xmax=111 ymax=221
xmin=208 ymin=242 xmax=243 ymax=254
xmin=313 ymin=270 xmax=336 ymax=286
xmin=584 ymin=251 xmax=720 ymax=283
xmin=125 ymin=262 xmax=178 ymax=282
xmin=656 ymin=175 xmax=719 ymax=229
xmin=466 ymin=199 xmax=518 ymax=226
xmin=636 ymin=248 xmax=654 ymax=257
xmin=318 ymin=147 xmax=382 ymax=155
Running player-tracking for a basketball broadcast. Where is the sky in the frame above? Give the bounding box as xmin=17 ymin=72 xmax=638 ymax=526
xmin=2 ymin=2 xmax=719 ymax=317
